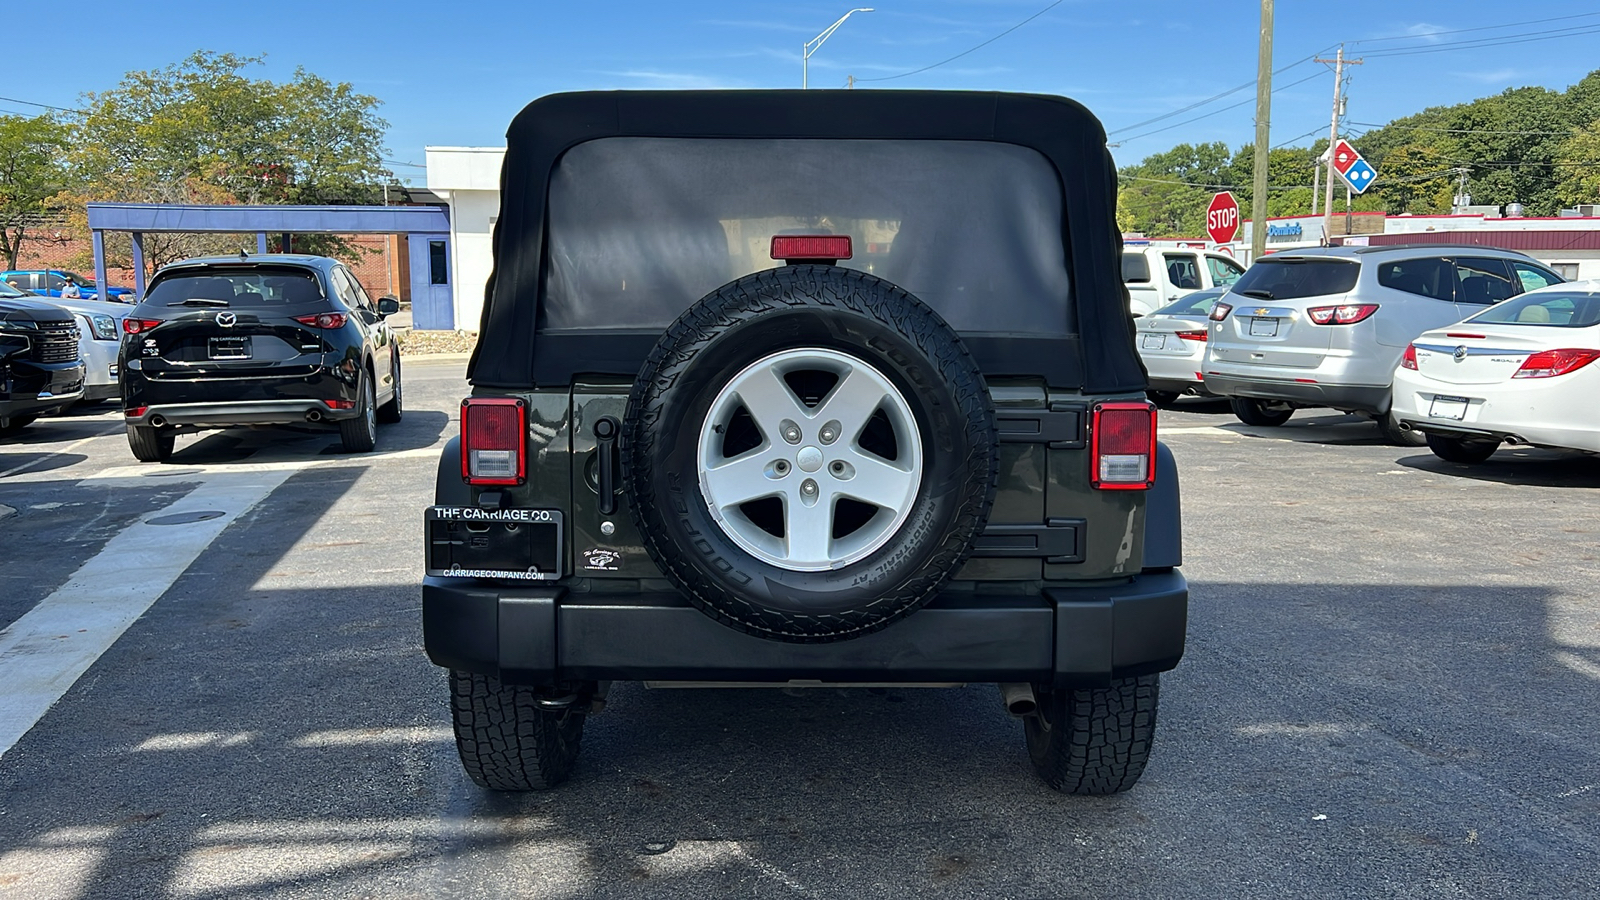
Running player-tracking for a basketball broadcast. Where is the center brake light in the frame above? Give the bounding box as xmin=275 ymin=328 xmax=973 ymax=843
xmin=771 ymin=235 xmax=852 ymax=263
xmin=293 ymin=313 xmax=348 ymax=329
xmin=1091 ymin=402 xmax=1157 ymax=491
xmin=1306 ymin=304 xmax=1379 ymax=325
xmin=122 ymin=318 xmax=162 ymax=334
xmin=1512 ymin=348 xmax=1600 ymax=379
xmin=461 ymin=398 xmax=527 ymax=485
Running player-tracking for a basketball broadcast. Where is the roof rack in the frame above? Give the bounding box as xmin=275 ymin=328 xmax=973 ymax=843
xmin=1350 ymin=242 xmax=1534 ymax=257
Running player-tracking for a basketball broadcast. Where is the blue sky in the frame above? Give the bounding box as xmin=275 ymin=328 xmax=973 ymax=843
xmin=5 ymin=1 xmax=1598 ymax=182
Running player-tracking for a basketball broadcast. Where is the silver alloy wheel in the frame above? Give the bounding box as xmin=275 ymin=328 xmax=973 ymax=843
xmin=697 ymin=347 xmax=923 ymax=572
xmin=364 ymin=378 xmax=376 ymax=436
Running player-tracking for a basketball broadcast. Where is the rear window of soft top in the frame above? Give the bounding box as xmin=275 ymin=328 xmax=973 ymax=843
xmin=145 ymin=266 xmax=323 ymax=307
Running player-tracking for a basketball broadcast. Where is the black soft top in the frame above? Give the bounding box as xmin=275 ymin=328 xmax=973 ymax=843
xmin=469 ymin=90 xmax=1141 ymax=393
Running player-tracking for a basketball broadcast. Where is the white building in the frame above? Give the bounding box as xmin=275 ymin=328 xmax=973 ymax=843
xmin=424 ymin=146 xmax=505 ymax=331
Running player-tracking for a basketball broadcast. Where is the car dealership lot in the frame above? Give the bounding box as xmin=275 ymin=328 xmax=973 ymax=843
xmin=1 ymin=365 xmax=1597 ymax=899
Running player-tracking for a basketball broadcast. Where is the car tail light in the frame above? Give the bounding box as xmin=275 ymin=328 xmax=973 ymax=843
xmin=125 ymin=406 xmax=147 ymax=417
xmin=1208 ymin=302 xmax=1232 ymax=322
xmin=323 ymin=399 xmax=356 ymax=410
xmin=293 ymin=313 xmax=348 ymax=329
xmin=1176 ymin=330 xmax=1207 ymax=342
xmin=1512 ymin=348 xmax=1600 ymax=379
xmin=122 ymin=318 xmax=162 ymax=334
xmin=1446 ymin=333 xmax=1485 ymax=339
xmin=1091 ymin=402 xmax=1156 ymax=491
xmin=771 ymin=235 xmax=852 ymax=262
xmin=1401 ymin=344 xmax=1418 ymax=370
xmin=1306 ymin=304 xmax=1379 ymax=325
xmin=461 ymin=398 xmax=526 ymax=484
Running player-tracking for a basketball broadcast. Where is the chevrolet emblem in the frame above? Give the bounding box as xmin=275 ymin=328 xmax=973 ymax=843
xmin=1254 ymin=308 xmax=1270 ymax=317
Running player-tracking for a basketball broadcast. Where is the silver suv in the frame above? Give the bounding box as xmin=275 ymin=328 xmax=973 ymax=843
xmin=1203 ymin=245 xmax=1563 ymax=443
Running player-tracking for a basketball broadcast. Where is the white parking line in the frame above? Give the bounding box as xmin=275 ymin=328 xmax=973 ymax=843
xmin=0 ymin=468 xmax=292 ymax=759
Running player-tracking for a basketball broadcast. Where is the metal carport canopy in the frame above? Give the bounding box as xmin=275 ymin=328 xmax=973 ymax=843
xmin=85 ymin=202 xmax=451 ymax=299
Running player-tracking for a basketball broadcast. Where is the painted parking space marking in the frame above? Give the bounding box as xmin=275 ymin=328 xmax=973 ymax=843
xmin=0 ymin=468 xmax=292 ymax=759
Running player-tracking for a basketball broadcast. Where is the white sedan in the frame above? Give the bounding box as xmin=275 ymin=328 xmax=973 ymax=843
xmin=1137 ymin=287 xmax=1227 ymax=405
xmin=1392 ymin=280 xmax=1600 ymax=463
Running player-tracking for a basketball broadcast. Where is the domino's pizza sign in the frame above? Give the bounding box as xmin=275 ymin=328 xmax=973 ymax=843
xmin=1331 ymin=139 xmax=1377 ymax=194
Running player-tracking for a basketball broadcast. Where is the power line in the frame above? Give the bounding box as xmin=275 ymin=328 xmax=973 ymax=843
xmin=1350 ymin=121 xmax=1584 ymax=137
xmin=1347 ymin=11 xmax=1600 ymax=47
xmin=0 ymin=94 xmax=74 ymax=113
xmin=1107 ymin=49 xmax=1334 ymax=136
xmin=855 ymin=0 xmax=1066 ymax=83
xmin=1361 ymin=23 xmax=1600 ymax=58
xmin=1116 ymin=173 xmax=1303 ymax=192
xmin=1112 ymin=71 xmax=1325 ymax=146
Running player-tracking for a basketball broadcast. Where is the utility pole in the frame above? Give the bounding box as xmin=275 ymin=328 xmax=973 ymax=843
xmin=1250 ymin=0 xmax=1273 ymax=262
xmin=1310 ymin=147 xmax=1321 ymax=216
xmin=1314 ymin=46 xmax=1361 ymax=243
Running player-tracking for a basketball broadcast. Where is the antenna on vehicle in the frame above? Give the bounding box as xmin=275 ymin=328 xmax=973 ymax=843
xmin=239 ymin=249 xmax=249 ymax=260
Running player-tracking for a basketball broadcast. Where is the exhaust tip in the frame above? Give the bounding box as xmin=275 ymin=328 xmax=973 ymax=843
xmin=149 ymin=415 xmax=165 ymax=428
xmin=999 ymin=683 xmax=1038 ymax=718
xmin=1007 ymin=698 xmax=1037 ymax=716
xmin=306 ymin=410 xmax=323 ymax=422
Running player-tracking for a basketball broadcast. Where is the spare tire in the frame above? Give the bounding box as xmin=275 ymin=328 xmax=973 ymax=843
xmin=623 ymin=266 xmax=997 ymax=642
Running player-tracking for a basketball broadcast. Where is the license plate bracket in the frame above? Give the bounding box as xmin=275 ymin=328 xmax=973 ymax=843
xmin=426 ymin=506 xmax=563 ymax=580
xmin=208 ymin=336 xmax=252 ymax=360
xmin=1427 ymin=395 xmax=1469 ymax=421
xmin=1140 ymin=334 xmax=1166 ymax=350
xmin=1248 ymin=318 xmax=1278 ymax=337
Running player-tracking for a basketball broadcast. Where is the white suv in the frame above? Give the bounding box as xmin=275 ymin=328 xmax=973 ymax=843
xmin=1203 ymin=245 xmax=1563 ymax=443
xmin=1123 ymin=245 xmax=1245 ymax=317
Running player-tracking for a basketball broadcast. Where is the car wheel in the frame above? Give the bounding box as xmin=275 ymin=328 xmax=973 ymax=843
xmin=0 ymin=414 xmax=38 ymax=436
xmin=449 ymin=670 xmax=584 ymax=791
xmin=377 ymin=354 xmax=403 ymax=424
xmin=1378 ymin=412 xmax=1428 ymax=447
xmin=1026 ymin=674 xmax=1160 ymax=795
xmin=125 ymin=423 xmax=175 ymax=462
xmin=624 ymin=265 xmax=999 ymax=642
xmin=1228 ymin=397 xmax=1294 ymax=427
xmin=1425 ymin=433 xmax=1498 ymax=464
xmin=339 ymin=375 xmax=378 ymax=453
xmin=1146 ymin=390 xmax=1181 ymax=407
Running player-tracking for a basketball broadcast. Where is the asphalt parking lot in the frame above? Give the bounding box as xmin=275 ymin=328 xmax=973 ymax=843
xmin=1 ymin=359 xmax=1597 ymax=899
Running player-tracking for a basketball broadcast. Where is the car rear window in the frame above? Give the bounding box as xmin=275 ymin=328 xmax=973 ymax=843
xmin=543 ymin=137 xmax=1073 ymax=337
xmin=1154 ymin=290 xmax=1224 ymax=316
xmin=1375 ymin=257 xmax=1455 ymax=301
xmin=145 ymin=267 xmax=323 ymax=307
xmin=1229 ymin=257 xmax=1359 ymax=301
xmin=1468 ymin=290 xmax=1600 ymax=328
xmin=1122 ymin=252 xmax=1151 ymax=284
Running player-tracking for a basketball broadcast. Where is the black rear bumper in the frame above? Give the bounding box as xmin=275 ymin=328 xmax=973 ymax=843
xmin=125 ymin=398 xmax=360 ymax=427
xmin=423 ymin=570 xmax=1188 ymax=687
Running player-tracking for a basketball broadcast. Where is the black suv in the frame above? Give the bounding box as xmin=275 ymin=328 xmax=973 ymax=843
xmin=119 ymin=254 xmax=403 ymax=461
xmin=424 ymin=91 xmax=1187 ymax=794
xmin=1 ymin=297 xmax=84 ymax=435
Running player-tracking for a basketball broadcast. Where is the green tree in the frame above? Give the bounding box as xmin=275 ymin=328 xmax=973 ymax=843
xmin=1553 ymin=118 xmax=1600 ymax=208
xmin=0 ymin=115 xmax=71 ymax=270
xmin=60 ymin=51 xmax=391 ymax=270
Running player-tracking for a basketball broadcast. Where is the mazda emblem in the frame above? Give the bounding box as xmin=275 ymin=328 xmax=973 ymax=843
xmin=216 ymin=312 xmax=237 ymax=327
xmin=1452 ymin=346 xmax=1467 ymax=362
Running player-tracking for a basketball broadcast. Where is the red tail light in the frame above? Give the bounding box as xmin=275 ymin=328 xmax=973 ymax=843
xmin=771 ymin=235 xmax=852 ymax=262
xmin=1513 ymin=348 xmax=1600 ymax=379
xmin=1307 ymin=304 xmax=1379 ymax=325
xmin=1401 ymin=344 xmax=1418 ymax=370
xmin=1176 ymin=330 xmax=1207 ymax=342
xmin=323 ymin=399 xmax=356 ymax=410
xmin=1446 ymin=333 xmax=1485 ymax=339
xmin=293 ymin=313 xmax=348 ymax=329
xmin=122 ymin=318 xmax=162 ymax=334
xmin=1208 ymin=302 xmax=1233 ymax=322
xmin=1091 ymin=402 xmax=1156 ymax=490
xmin=125 ymin=406 xmax=147 ymax=417
xmin=461 ymin=398 xmax=526 ymax=485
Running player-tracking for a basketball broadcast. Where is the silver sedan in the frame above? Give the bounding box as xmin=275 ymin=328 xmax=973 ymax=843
xmin=1138 ymin=287 xmax=1227 ymax=405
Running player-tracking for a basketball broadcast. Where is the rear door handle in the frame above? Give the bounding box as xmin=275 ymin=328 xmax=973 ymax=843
xmin=594 ymin=417 xmax=620 ymax=515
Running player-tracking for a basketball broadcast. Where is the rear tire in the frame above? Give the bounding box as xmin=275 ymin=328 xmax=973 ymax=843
xmin=340 ymin=376 xmax=377 ymax=453
xmin=126 ymin=423 xmax=175 ymax=462
xmin=1026 ymin=674 xmax=1160 ymax=795
xmin=1229 ymin=397 xmax=1294 ymax=427
xmin=1426 ymin=433 xmax=1498 ymax=464
xmin=449 ymin=670 xmax=584 ymax=791
xmin=0 ymin=414 xmax=37 ymax=436
xmin=1378 ymin=412 xmax=1428 ymax=447
xmin=377 ymin=355 xmax=403 ymax=423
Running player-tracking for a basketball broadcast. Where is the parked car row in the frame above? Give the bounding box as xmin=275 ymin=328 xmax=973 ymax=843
xmin=1134 ymin=244 xmax=1596 ymax=463
xmin=2 ymin=269 xmax=135 ymax=303
xmin=1 ymin=255 xmax=404 ymax=458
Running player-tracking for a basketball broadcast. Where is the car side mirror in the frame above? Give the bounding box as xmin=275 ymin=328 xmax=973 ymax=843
xmin=377 ymin=296 xmax=401 ymax=317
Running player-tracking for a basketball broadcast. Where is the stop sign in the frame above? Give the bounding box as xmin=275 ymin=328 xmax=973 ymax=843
xmin=1206 ymin=192 xmax=1240 ymax=244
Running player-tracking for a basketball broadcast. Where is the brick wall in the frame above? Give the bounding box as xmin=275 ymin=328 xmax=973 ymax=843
xmin=12 ymin=232 xmax=411 ymax=300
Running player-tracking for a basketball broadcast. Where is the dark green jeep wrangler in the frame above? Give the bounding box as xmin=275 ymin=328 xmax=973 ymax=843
xmin=424 ymin=90 xmax=1187 ymax=794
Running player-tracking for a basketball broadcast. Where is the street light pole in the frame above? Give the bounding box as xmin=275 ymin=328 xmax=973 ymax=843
xmin=803 ymin=8 xmax=874 ymax=89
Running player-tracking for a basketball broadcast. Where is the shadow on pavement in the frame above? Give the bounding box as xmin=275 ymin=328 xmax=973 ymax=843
xmin=0 ymin=451 xmax=88 ymax=477
xmin=1397 ymin=447 xmax=1600 ymax=488
xmin=2 ymin=576 xmax=1598 ymax=898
